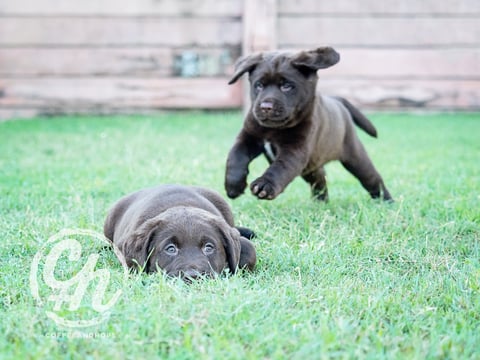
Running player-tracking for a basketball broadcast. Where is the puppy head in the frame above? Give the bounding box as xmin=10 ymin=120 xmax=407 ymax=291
xmin=123 ymin=207 xmax=256 ymax=281
xmin=229 ymin=47 xmax=340 ymax=128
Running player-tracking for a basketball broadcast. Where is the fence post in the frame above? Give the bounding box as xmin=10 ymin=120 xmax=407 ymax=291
xmin=241 ymin=0 xmax=277 ymax=113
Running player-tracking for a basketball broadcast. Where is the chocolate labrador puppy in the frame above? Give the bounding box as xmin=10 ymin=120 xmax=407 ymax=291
xmin=225 ymin=47 xmax=392 ymax=201
xmin=104 ymin=185 xmax=256 ymax=280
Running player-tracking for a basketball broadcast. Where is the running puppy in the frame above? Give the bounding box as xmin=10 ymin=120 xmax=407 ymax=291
xmin=225 ymin=47 xmax=392 ymax=201
xmin=104 ymin=185 xmax=256 ymax=280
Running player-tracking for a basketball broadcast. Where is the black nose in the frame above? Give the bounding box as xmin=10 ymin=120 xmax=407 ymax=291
xmin=260 ymin=101 xmax=274 ymax=114
xmin=181 ymin=269 xmax=210 ymax=282
xmin=183 ymin=270 xmax=201 ymax=279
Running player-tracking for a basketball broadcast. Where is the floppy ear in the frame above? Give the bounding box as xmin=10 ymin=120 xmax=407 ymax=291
xmin=119 ymin=215 xmax=164 ymax=272
xmin=291 ymin=47 xmax=340 ymax=74
xmin=217 ymin=223 xmax=257 ymax=273
xmin=212 ymin=219 xmax=241 ymax=273
xmin=228 ymin=53 xmax=263 ymax=84
xmin=238 ymin=237 xmax=256 ymax=271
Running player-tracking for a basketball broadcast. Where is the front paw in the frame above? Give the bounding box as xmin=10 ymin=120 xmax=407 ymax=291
xmin=250 ymin=177 xmax=278 ymax=200
xmin=225 ymin=177 xmax=247 ymax=199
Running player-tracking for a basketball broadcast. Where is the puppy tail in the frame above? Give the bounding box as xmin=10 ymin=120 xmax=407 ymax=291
xmin=336 ymin=97 xmax=378 ymax=138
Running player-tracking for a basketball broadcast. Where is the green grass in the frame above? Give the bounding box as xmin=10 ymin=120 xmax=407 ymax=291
xmin=0 ymin=111 xmax=479 ymax=359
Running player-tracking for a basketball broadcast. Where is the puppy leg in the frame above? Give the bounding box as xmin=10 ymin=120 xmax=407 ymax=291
xmin=251 ymin=147 xmax=309 ymax=200
xmin=341 ymin=143 xmax=392 ymax=201
xmin=236 ymin=227 xmax=256 ymax=240
xmin=302 ymin=167 xmax=328 ymax=201
xmin=238 ymin=237 xmax=256 ymax=271
xmin=225 ymin=131 xmax=264 ymax=199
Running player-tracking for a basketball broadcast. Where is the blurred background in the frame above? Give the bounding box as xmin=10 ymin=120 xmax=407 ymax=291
xmin=0 ymin=0 xmax=479 ymax=120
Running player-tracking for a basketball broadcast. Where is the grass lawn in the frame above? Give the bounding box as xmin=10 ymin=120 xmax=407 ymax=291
xmin=0 ymin=111 xmax=479 ymax=359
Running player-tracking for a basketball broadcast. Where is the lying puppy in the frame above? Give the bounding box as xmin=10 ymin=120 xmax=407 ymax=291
xmin=104 ymin=184 xmax=256 ymax=280
xmin=225 ymin=47 xmax=392 ymax=201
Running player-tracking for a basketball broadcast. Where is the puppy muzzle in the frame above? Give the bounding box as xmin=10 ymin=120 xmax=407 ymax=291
xmin=180 ymin=269 xmax=215 ymax=283
xmin=166 ymin=262 xmax=217 ymax=282
xmin=253 ymin=98 xmax=289 ymax=127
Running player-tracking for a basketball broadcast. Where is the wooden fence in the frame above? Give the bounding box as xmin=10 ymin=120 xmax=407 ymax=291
xmin=1 ymin=0 xmax=479 ymax=119
xmin=275 ymin=0 xmax=480 ymax=111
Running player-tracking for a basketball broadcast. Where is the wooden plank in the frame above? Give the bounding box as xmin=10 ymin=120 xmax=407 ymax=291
xmin=316 ymin=79 xmax=480 ymax=109
xmin=0 ymin=77 xmax=242 ymax=111
xmin=0 ymin=17 xmax=241 ymax=46
xmin=279 ymin=0 xmax=480 ymax=15
xmin=0 ymin=109 xmax=39 ymax=121
xmin=0 ymin=48 xmax=174 ymax=77
xmin=1 ymin=78 xmax=477 ymax=118
xmin=0 ymin=47 xmax=240 ymax=77
xmin=242 ymin=0 xmax=277 ymax=113
xmin=274 ymin=48 xmax=480 ymax=79
xmin=243 ymin=0 xmax=277 ymax=53
xmin=277 ymin=17 xmax=480 ymax=47
xmin=0 ymin=0 xmax=242 ymax=16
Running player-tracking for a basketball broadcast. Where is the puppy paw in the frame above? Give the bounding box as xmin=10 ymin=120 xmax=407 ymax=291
xmin=250 ymin=177 xmax=278 ymax=200
xmin=225 ymin=180 xmax=247 ymax=199
xmin=225 ymin=167 xmax=250 ymax=198
xmin=236 ymin=226 xmax=256 ymax=240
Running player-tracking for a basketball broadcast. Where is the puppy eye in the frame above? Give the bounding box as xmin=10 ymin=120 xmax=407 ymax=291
xmin=280 ymin=81 xmax=294 ymax=92
xmin=203 ymin=242 xmax=215 ymax=255
xmin=254 ymin=81 xmax=264 ymax=91
xmin=164 ymin=244 xmax=178 ymax=255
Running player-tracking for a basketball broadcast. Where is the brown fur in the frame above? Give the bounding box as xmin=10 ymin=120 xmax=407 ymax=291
xmin=225 ymin=47 xmax=392 ymax=201
xmin=104 ymin=184 xmax=256 ymax=280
